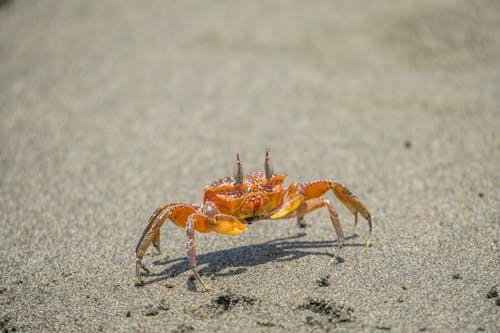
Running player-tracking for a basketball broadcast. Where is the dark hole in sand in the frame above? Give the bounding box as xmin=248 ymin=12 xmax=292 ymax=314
xmin=298 ymin=298 xmax=354 ymax=323
xmin=213 ymin=292 xmax=256 ymax=311
xmin=190 ymin=291 xmax=259 ymax=318
xmin=316 ymin=275 xmax=330 ymax=287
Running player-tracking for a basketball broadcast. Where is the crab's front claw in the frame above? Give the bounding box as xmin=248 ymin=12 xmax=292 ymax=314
xmin=209 ymin=215 xmax=248 ymax=235
xmin=270 ymin=195 xmax=304 ymax=219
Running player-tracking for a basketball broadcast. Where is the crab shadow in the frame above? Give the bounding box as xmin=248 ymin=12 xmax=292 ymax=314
xmin=140 ymin=232 xmax=363 ymax=287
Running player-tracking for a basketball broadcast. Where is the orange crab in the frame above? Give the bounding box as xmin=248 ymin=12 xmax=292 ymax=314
xmin=135 ymin=149 xmax=372 ymax=290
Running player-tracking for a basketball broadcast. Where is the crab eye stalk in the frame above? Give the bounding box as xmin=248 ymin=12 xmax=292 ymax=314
xmin=264 ymin=147 xmax=274 ymax=179
xmin=233 ymin=153 xmax=244 ymax=184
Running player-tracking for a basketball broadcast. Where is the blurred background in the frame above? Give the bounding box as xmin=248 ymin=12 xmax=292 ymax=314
xmin=1 ymin=0 xmax=499 ymax=331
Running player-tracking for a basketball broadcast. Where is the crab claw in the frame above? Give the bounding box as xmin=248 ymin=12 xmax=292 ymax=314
xmin=270 ymin=195 xmax=304 ymax=219
xmin=209 ymin=214 xmax=248 ymax=235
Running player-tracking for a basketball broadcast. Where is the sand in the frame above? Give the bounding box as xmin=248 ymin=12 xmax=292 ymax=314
xmin=1 ymin=0 xmax=499 ymax=331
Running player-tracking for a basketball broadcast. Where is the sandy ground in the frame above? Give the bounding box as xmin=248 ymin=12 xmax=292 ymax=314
xmin=1 ymin=0 xmax=499 ymax=332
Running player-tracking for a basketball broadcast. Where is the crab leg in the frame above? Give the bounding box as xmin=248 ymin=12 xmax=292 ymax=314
xmin=135 ymin=203 xmax=198 ymax=284
xmin=271 ymin=197 xmax=345 ymax=245
xmin=330 ymin=182 xmax=371 ymax=234
xmin=136 ymin=204 xmax=169 ymax=256
xmin=297 ymin=216 xmax=307 ymax=228
xmin=186 ymin=215 xmax=211 ymax=291
xmin=303 ymin=180 xmax=372 ymax=245
xmin=135 ymin=206 xmax=172 ymax=281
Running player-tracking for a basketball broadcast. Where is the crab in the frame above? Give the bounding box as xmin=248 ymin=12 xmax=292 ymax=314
xmin=135 ymin=148 xmax=372 ymax=290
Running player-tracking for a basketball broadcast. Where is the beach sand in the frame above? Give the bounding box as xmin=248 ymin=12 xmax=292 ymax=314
xmin=1 ymin=0 xmax=499 ymax=331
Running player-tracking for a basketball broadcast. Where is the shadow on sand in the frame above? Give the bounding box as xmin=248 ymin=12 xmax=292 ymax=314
xmin=138 ymin=232 xmax=364 ymax=288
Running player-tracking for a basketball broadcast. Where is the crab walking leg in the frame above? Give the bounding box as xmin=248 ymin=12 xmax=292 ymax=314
xmin=135 ymin=207 xmax=172 ymax=282
xmin=303 ymin=180 xmax=372 ymax=246
xmin=330 ymin=182 xmax=371 ymax=232
xmin=352 ymin=212 xmax=359 ymax=235
xmin=297 ymin=216 xmax=307 ymax=228
xmin=152 ymin=232 xmax=166 ymax=257
xmin=135 ymin=203 xmax=189 ymax=257
xmin=186 ymin=215 xmax=211 ymax=291
xmin=135 ymin=204 xmax=168 ymax=255
xmin=135 ymin=203 xmax=196 ymax=283
xmin=272 ymin=197 xmax=345 ymax=245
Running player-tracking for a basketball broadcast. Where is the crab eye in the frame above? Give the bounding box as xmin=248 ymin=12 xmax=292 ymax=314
xmin=264 ymin=147 xmax=274 ymax=179
xmin=233 ymin=153 xmax=243 ymax=184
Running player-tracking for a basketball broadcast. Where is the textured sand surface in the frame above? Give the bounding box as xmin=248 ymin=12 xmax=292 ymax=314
xmin=1 ymin=0 xmax=499 ymax=331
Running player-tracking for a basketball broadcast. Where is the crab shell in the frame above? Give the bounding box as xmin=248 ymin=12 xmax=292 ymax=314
xmin=203 ymin=171 xmax=287 ymax=221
